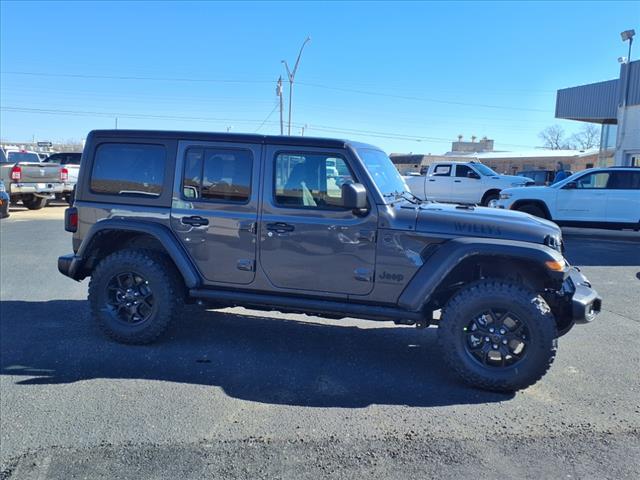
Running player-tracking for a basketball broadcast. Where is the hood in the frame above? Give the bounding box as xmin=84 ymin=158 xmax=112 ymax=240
xmin=413 ymin=202 xmax=561 ymax=244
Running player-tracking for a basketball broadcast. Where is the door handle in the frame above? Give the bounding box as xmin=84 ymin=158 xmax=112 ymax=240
xmin=428 ymin=179 xmax=436 ymax=182
xmin=181 ymin=216 xmax=209 ymax=227
xmin=454 ymin=180 xmax=461 ymax=183
xmin=266 ymin=222 xmax=295 ymax=233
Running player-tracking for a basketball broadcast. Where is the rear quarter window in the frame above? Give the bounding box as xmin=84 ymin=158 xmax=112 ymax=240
xmin=90 ymin=143 xmax=166 ymax=197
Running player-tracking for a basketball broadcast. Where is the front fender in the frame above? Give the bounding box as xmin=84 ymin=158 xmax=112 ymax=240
xmin=397 ymin=237 xmax=566 ymax=312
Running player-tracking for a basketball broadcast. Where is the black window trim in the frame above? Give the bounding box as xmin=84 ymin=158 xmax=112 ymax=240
xmin=271 ymin=149 xmax=360 ymax=212
xmin=180 ymin=145 xmax=254 ymax=206
xmin=89 ymin=142 xmax=167 ymax=198
xmin=431 ymin=164 xmax=452 ymax=177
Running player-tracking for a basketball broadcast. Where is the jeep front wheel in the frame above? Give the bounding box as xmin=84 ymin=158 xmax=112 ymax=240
xmin=88 ymin=249 xmax=183 ymax=344
xmin=437 ymin=280 xmax=557 ymax=392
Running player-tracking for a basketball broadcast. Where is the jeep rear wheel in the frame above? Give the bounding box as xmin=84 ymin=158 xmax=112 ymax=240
xmin=88 ymin=249 xmax=184 ymax=344
xmin=438 ymin=280 xmax=557 ymax=392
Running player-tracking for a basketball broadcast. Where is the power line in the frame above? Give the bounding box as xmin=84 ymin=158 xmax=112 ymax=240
xmin=2 ymin=70 xmax=553 ymax=114
xmin=1 ymin=105 xmax=539 ymax=148
xmin=254 ymin=103 xmax=280 ymax=133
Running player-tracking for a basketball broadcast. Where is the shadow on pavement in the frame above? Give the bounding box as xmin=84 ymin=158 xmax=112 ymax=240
xmin=0 ymin=300 xmax=511 ymax=408
xmin=563 ymin=235 xmax=640 ymax=267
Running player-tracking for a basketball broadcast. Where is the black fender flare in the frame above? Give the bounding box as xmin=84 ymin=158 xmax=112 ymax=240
xmin=68 ymin=219 xmax=201 ymax=288
xmin=397 ymin=237 xmax=566 ymax=312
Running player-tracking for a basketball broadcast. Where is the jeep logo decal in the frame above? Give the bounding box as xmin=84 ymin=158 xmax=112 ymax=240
xmin=454 ymin=222 xmax=502 ymax=236
xmin=379 ymin=271 xmax=404 ymax=282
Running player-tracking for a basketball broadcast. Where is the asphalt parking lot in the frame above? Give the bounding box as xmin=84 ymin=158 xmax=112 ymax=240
xmin=1 ymin=204 xmax=639 ymax=479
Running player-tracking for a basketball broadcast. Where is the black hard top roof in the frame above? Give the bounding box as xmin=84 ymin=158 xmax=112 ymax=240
xmin=88 ymin=129 xmax=382 ymax=151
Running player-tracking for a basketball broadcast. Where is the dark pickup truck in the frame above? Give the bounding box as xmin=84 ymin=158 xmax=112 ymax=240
xmin=58 ymin=130 xmax=601 ymax=392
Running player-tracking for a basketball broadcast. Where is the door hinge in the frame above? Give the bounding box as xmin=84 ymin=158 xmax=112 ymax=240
xmin=358 ymin=230 xmax=377 ymax=243
xmin=354 ymin=268 xmax=374 ymax=282
xmin=239 ymin=221 xmax=257 ymax=234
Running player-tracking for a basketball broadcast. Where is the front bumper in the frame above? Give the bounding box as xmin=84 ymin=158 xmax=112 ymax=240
xmin=10 ymin=182 xmax=64 ymax=195
xmin=565 ymin=267 xmax=601 ymax=323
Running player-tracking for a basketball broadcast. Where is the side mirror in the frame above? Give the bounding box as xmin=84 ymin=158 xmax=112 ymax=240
xmin=342 ymin=182 xmax=368 ymax=211
xmin=467 ymin=171 xmax=481 ymax=179
xmin=563 ymin=181 xmax=577 ymax=189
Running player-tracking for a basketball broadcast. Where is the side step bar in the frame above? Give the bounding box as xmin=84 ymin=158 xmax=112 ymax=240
xmin=189 ymin=288 xmax=425 ymax=323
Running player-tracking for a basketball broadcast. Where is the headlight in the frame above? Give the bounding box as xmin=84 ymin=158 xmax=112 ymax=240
xmin=499 ymin=192 xmax=512 ymax=200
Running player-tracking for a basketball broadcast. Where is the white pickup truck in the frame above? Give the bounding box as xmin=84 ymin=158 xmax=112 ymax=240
xmin=495 ymin=167 xmax=640 ymax=230
xmin=43 ymin=152 xmax=81 ymax=203
xmin=404 ymin=161 xmax=533 ymax=206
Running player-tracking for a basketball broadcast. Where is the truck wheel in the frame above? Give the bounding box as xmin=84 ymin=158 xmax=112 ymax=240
xmin=437 ymin=280 xmax=557 ymax=392
xmin=22 ymin=195 xmax=47 ymax=210
xmin=88 ymin=249 xmax=184 ymax=344
xmin=517 ymin=203 xmax=547 ymax=219
xmin=481 ymin=192 xmax=500 ymax=207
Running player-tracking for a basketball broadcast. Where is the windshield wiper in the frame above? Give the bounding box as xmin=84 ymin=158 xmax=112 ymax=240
xmin=383 ymin=190 xmax=422 ymax=205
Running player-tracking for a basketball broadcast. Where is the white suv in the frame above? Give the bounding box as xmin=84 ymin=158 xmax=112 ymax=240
xmin=495 ymin=167 xmax=640 ymax=230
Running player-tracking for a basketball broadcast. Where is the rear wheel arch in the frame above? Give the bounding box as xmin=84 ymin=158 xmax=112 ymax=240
xmin=77 ymin=222 xmax=201 ymax=289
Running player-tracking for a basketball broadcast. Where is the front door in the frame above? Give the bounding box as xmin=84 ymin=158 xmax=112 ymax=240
xmin=259 ymin=146 xmax=377 ymax=296
xmin=452 ymin=164 xmax=481 ymax=203
xmin=555 ymin=170 xmax=609 ymax=222
xmin=171 ymin=141 xmax=261 ymax=285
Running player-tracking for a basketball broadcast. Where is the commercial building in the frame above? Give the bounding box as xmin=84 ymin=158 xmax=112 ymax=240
xmin=555 ymin=59 xmax=640 ymax=166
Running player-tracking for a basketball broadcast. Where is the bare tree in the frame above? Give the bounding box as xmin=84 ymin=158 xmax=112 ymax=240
xmin=539 ymin=125 xmax=574 ymax=150
xmin=570 ymin=124 xmax=600 ymax=150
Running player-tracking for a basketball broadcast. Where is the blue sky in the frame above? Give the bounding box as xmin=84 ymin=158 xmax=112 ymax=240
xmin=1 ymin=1 xmax=638 ymax=154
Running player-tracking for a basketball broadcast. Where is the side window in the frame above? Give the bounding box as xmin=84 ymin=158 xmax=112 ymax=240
xmin=455 ymin=165 xmax=474 ymax=178
xmin=90 ymin=143 xmax=166 ymax=196
xmin=182 ymin=148 xmax=252 ymax=203
xmin=274 ymin=152 xmax=355 ymax=208
xmin=575 ymin=172 xmax=610 ymax=189
xmin=608 ymin=171 xmax=640 ymax=189
xmin=431 ymin=164 xmax=451 ymax=177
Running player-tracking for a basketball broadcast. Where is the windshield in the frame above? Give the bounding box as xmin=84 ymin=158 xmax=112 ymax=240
xmin=356 ymin=148 xmax=409 ymax=202
xmin=7 ymin=151 xmax=40 ymax=163
xmin=473 ymin=163 xmax=498 ymax=176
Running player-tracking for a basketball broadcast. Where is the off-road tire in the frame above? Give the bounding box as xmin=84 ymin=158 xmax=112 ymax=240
xmin=22 ymin=195 xmax=47 ymax=210
xmin=88 ymin=249 xmax=184 ymax=344
xmin=517 ymin=203 xmax=547 ymax=219
xmin=438 ymin=279 xmax=557 ymax=392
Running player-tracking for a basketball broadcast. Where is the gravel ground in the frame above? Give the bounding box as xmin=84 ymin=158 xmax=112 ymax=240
xmin=1 ymin=205 xmax=639 ymax=479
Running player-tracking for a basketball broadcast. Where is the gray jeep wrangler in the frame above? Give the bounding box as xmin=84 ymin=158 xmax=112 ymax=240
xmin=58 ymin=130 xmax=601 ymax=392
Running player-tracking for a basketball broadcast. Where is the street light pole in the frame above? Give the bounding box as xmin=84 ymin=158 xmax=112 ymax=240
xmin=277 ymin=76 xmax=284 ymax=135
xmin=282 ymin=36 xmax=311 ymax=136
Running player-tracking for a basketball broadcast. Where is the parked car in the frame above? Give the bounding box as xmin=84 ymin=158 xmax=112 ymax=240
xmin=58 ymin=129 xmax=601 ymax=392
xmin=404 ymin=161 xmax=533 ymax=206
xmin=0 ymin=148 xmax=64 ymax=209
xmin=0 ymin=179 xmax=9 ymax=218
xmin=496 ymin=167 xmax=640 ymax=230
xmin=517 ymin=169 xmax=555 ymax=186
xmin=43 ymin=152 xmax=81 ymax=203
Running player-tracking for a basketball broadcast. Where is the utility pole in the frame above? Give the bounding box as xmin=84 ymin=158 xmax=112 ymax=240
xmin=115 ymin=117 xmax=118 ymax=129
xmin=282 ymin=36 xmax=311 ymax=135
xmin=226 ymin=126 xmax=232 ymax=132
xmin=276 ymin=76 xmax=284 ymax=135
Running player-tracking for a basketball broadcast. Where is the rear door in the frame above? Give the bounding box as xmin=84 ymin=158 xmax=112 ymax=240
xmin=171 ymin=140 xmax=261 ymax=285
xmin=555 ymin=170 xmax=610 ymax=222
xmin=426 ymin=163 xmax=453 ymax=201
xmin=606 ymin=170 xmax=640 ymax=223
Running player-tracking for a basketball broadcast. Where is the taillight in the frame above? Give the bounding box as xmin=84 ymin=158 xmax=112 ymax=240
xmin=65 ymin=207 xmax=78 ymax=233
xmin=61 ymin=167 xmax=69 ymax=182
xmin=11 ymin=165 xmax=21 ymax=181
